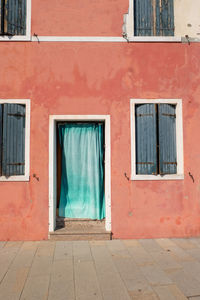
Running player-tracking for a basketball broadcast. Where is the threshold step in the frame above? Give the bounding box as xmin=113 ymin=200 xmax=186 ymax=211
xmin=56 ymin=218 xmax=105 ymax=227
xmin=51 ymin=219 xmax=111 ymax=240
xmin=57 ymin=217 xmax=103 ymax=222
xmin=49 ymin=231 xmax=112 ymax=241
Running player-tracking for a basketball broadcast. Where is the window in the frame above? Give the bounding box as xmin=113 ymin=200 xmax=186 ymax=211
xmin=134 ymin=0 xmax=174 ymax=36
xmin=0 ymin=0 xmax=31 ymax=40
xmin=130 ymin=99 xmax=184 ymax=180
xmin=0 ymin=100 xmax=30 ymax=181
xmin=123 ymin=0 xmax=179 ymax=41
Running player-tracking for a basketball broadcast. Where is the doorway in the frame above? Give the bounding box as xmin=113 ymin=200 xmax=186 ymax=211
xmin=49 ymin=115 xmax=111 ymax=233
xmin=56 ymin=121 xmax=105 ymax=220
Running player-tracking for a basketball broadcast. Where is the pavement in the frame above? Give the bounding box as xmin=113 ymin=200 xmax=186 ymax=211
xmin=1 ymin=238 xmax=200 ymax=299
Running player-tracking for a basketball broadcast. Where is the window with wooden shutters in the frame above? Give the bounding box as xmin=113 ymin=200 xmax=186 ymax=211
xmin=0 ymin=103 xmax=25 ymax=177
xmin=158 ymin=103 xmax=177 ymax=174
xmin=135 ymin=104 xmax=157 ymax=175
xmin=135 ymin=103 xmax=177 ymax=175
xmin=134 ymin=0 xmax=174 ymax=36
xmin=0 ymin=0 xmax=27 ymax=36
xmin=0 ymin=100 xmax=30 ymax=181
xmin=131 ymin=99 xmax=184 ymax=180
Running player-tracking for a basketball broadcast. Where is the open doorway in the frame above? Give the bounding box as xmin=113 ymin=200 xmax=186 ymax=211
xmin=49 ymin=115 xmax=111 ymax=237
xmin=56 ymin=121 xmax=105 ymax=226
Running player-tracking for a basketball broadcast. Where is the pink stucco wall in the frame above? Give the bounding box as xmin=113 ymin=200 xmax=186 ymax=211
xmin=31 ymin=0 xmax=128 ymax=36
xmin=0 ymin=1 xmax=200 ymax=240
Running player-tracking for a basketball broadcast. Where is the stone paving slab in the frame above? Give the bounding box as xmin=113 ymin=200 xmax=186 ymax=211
xmin=186 ymin=248 xmax=200 ymax=261
xmin=149 ymin=249 xmax=182 ymax=271
xmin=48 ymin=258 xmax=75 ymax=300
xmin=0 ymin=267 xmax=29 ymax=300
xmin=20 ymin=274 xmax=50 ymax=300
xmin=153 ymin=285 xmax=187 ymax=300
xmin=1 ymin=238 xmax=200 ymax=299
xmin=125 ymin=240 xmax=155 ymax=266
xmin=166 ymin=267 xmax=200 ymax=297
xmin=0 ymin=241 xmax=6 ymax=249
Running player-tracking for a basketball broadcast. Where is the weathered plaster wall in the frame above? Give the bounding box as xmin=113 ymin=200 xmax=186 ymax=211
xmin=31 ymin=0 xmax=200 ymax=39
xmin=174 ymin=0 xmax=200 ymax=38
xmin=0 ymin=42 xmax=200 ymax=240
xmin=31 ymin=0 xmax=128 ymax=36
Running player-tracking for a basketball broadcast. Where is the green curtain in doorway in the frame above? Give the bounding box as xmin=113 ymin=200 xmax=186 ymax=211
xmin=58 ymin=123 xmax=105 ymax=220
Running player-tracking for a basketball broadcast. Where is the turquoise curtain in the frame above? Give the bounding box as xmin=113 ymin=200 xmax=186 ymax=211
xmin=58 ymin=123 xmax=105 ymax=220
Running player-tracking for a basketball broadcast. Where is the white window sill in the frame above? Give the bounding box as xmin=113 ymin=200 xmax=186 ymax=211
xmin=127 ymin=36 xmax=182 ymax=42
xmin=131 ymin=174 xmax=184 ymax=181
xmin=0 ymin=175 xmax=29 ymax=182
xmin=0 ymin=35 xmax=31 ymax=42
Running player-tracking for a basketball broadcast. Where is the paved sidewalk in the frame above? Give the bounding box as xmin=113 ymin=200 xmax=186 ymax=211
xmin=1 ymin=238 xmax=200 ymax=299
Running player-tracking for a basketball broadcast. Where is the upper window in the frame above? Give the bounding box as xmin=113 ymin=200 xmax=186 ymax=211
xmin=0 ymin=0 xmax=26 ymax=35
xmin=130 ymin=99 xmax=184 ymax=180
xmin=123 ymin=0 xmax=179 ymax=41
xmin=134 ymin=0 xmax=174 ymax=36
xmin=0 ymin=100 xmax=30 ymax=181
xmin=0 ymin=0 xmax=30 ymax=40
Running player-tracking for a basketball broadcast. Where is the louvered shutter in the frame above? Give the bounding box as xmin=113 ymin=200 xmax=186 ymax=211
xmin=2 ymin=104 xmax=25 ymax=177
xmin=3 ymin=0 xmax=26 ymax=35
xmin=134 ymin=0 xmax=153 ymax=36
xmin=158 ymin=104 xmax=177 ymax=174
xmin=156 ymin=0 xmax=174 ymax=36
xmin=0 ymin=104 xmax=2 ymax=176
xmin=135 ymin=104 xmax=157 ymax=174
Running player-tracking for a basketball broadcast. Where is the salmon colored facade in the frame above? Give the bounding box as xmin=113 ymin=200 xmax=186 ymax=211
xmin=0 ymin=0 xmax=200 ymax=240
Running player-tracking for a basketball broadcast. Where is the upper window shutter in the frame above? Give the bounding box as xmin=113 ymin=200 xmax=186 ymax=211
xmin=134 ymin=0 xmax=153 ymax=36
xmin=2 ymin=0 xmax=26 ymax=35
xmin=2 ymin=104 xmax=26 ymax=177
xmin=135 ymin=104 xmax=157 ymax=174
xmin=158 ymin=104 xmax=177 ymax=175
xmin=0 ymin=104 xmax=3 ymax=176
xmin=0 ymin=1 xmax=3 ymax=34
xmin=156 ymin=0 xmax=174 ymax=36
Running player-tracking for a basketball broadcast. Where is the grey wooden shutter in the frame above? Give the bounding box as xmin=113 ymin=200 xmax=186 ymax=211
xmin=0 ymin=1 xmax=3 ymax=34
xmin=156 ymin=0 xmax=174 ymax=36
xmin=3 ymin=0 xmax=26 ymax=35
xmin=2 ymin=104 xmax=25 ymax=177
xmin=0 ymin=104 xmax=3 ymax=176
xmin=158 ymin=104 xmax=177 ymax=174
xmin=135 ymin=104 xmax=157 ymax=174
xmin=134 ymin=0 xmax=153 ymax=36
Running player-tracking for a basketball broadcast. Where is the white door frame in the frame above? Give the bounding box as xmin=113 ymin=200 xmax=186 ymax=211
xmin=49 ymin=115 xmax=111 ymax=232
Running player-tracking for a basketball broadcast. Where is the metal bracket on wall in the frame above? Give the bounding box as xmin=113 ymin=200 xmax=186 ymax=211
xmin=189 ymin=172 xmax=194 ymax=183
xmin=185 ymin=35 xmax=190 ymax=45
xmin=124 ymin=173 xmax=130 ymax=181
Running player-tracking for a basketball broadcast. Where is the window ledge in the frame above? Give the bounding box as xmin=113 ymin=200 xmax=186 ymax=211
xmin=131 ymin=174 xmax=184 ymax=181
xmin=0 ymin=175 xmax=30 ymax=182
xmin=0 ymin=35 xmax=31 ymax=42
xmin=126 ymin=36 xmax=182 ymax=43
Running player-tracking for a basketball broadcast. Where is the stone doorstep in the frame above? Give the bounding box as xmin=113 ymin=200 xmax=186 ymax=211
xmin=49 ymin=232 xmax=112 ymax=241
xmin=49 ymin=218 xmax=111 ymax=240
xmin=57 ymin=217 xmax=105 ymax=221
xmin=56 ymin=217 xmax=105 ymax=225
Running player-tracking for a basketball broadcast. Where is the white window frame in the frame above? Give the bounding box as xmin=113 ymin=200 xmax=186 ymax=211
xmin=49 ymin=115 xmax=111 ymax=233
xmin=130 ymin=99 xmax=184 ymax=180
xmin=0 ymin=0 xmax=31 ymax=41
xmin=123 ymin=0 xmax=181 ymax=42
xmin=0 ymin=99 xmax=30 ymax=181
